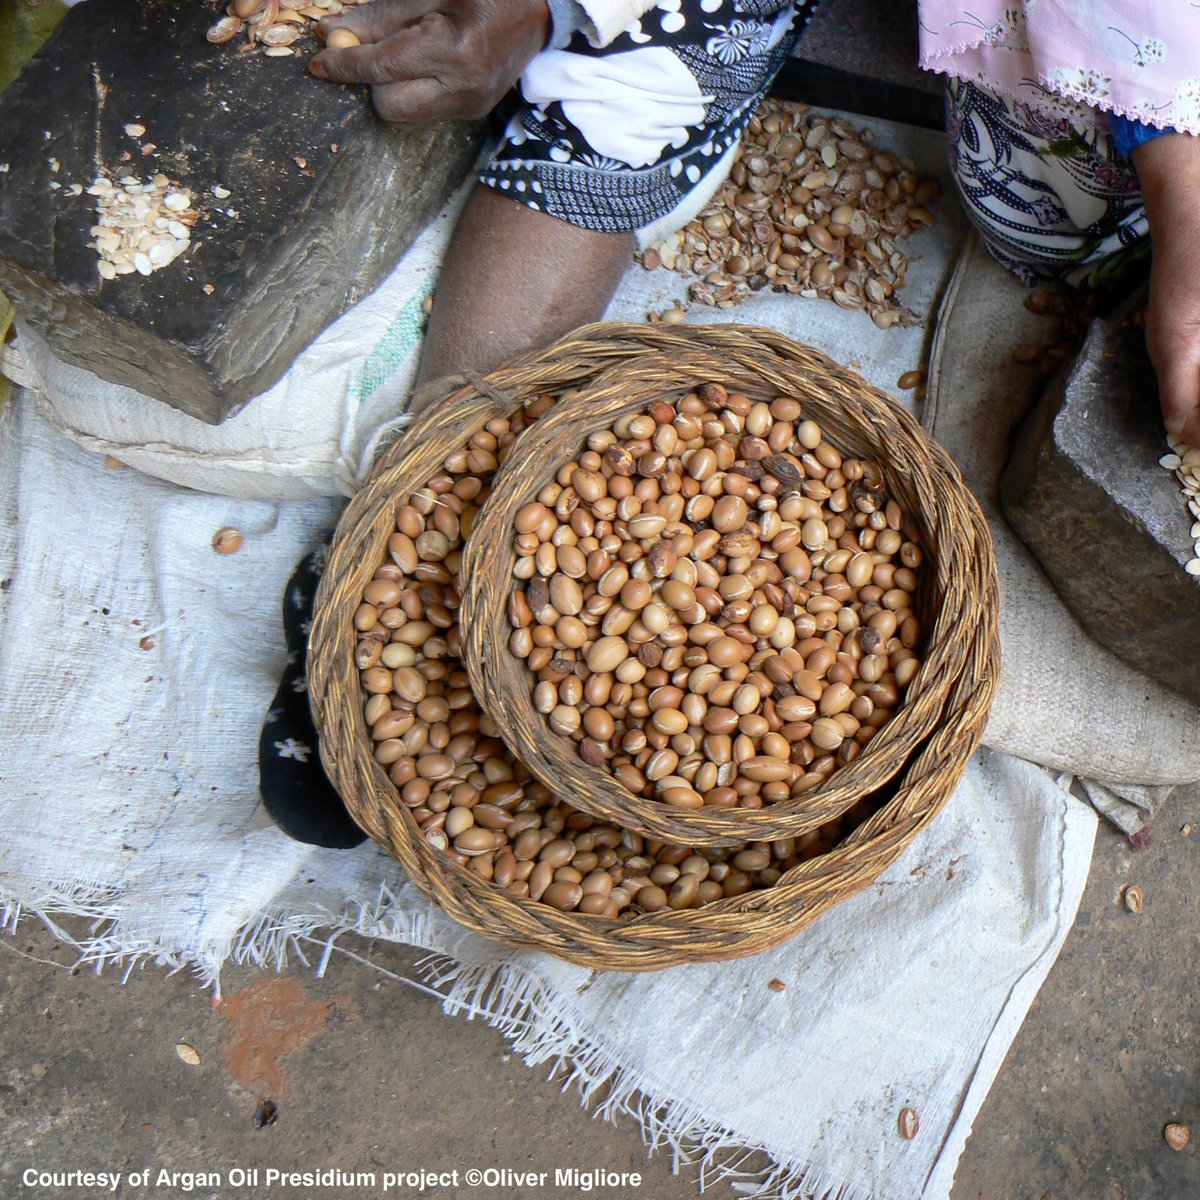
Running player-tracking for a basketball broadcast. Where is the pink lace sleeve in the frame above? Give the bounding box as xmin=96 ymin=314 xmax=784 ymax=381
xmin=918 ymin=1 xmax=1200 ymax=134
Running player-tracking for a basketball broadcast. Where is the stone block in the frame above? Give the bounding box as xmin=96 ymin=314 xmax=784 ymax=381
xmin=1000 ymin=302 xmax=1200 ymax=706
xmin=0 ymin=0 xmax=484 ymax=423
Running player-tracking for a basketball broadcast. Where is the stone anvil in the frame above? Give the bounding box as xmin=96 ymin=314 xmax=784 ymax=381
xmin=1001 ymin=299 xmax=1200 ymax=707
xmin=0 ymin=0 xmax=484 ymax=423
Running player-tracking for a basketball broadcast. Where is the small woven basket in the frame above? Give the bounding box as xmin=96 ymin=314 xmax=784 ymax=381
xmin=460 ymin=323 xmax=997 ymax=846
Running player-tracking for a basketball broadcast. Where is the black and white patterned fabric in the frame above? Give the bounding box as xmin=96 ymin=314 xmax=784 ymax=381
xmin=480 ymin=0 xmax=813 ymax=235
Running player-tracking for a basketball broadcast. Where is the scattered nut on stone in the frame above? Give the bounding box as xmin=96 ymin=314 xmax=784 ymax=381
xmin=212 ymin=527 xmax=244 ymax=555
xmin=897 ymin=370 xmax=925 ymax=390
xmin=139 ymin=635 xmax=157 ymax=651
xmin=1162 ymin=433 xmax=1200 ymax=571
xmin=768 ymin=978 xmax=786 ymax=992
xmin=79 ymin=172 xmax=195 ymax=279
xmin=898 ymin=1107 xmax=919 ymax=1139
xmin=1164 ymin=1122 xmax=1190 ymax=1151
xmin=638 ymin=99 xmax=938 ymax=325
xmin=1123 ymin=884 xmax=1144 ymax=914
xmin=209 ymin=0 xmax=372 ymax=57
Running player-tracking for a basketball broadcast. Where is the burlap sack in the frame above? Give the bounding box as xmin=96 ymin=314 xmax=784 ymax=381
xmin=925 ymin=233 xmax=1200 ymax=787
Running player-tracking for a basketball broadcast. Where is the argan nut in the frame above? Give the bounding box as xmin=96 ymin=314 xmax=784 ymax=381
xmin=767 ymin=978 xmax=786 ymax=993
xmin=1164 ymin=1122 xmax=1190 ymax=1151
xmin=1124 ymin=884 xmax=1144 ymax=914
xmin=898 ymin=1107 xmax=919 ymax=1140
xmin=212 ymin=527 xmax=244 ymax=554
xmin=175 ymin=1043 xmax=201 ymax=1067
xmin=896 ymin=370 xmax=925 ymax=390
xmin=325 ymin=27 xmax=362 ymax=48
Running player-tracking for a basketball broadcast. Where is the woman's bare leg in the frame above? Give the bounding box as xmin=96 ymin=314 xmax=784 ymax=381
xmin=414 ymin=183 xmax=634 ymax=389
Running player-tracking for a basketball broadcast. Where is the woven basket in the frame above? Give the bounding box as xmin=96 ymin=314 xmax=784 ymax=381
xmin=307 ymin=322 xmax=1000 ymax=970
xmin=460 ymin=323 xmax=997 ymax=846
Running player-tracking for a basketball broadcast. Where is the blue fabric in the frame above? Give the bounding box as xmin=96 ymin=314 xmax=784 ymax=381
xmin=545 ymin=0 xmax=588 ymax=49
xmin=1110 ymin=112 xmax=1175 ymax=159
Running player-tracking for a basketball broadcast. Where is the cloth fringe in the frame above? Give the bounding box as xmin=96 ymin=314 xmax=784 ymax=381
xmin=0 ymin=875 xmax=871 ymax=1200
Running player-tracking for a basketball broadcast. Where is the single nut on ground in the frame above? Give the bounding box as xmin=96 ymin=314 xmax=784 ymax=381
xmin=1123 ymin=884 xmax=1145 ymax=914
xmin=212 ymin=527 xmax=244 ymax=554
xmin=898 ymin=1107 xmax=919 ymax=1139
xmin=1164 ymin=1122 xmax=1190 ymax=1151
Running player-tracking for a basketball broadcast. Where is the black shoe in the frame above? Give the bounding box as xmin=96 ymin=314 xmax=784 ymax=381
xmin=258 ymin=540 xmax=366 ymax=849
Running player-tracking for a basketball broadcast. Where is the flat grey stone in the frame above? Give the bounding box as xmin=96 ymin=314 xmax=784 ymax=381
xmin=1001 ymin=301 xmax=1200 ymax=705
xmin=0 ymin=0 xmax=484 ymax=423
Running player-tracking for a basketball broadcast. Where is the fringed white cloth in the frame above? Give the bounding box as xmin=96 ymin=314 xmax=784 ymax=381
xmin=0 ymin=389 xmax=1096 ymax=1200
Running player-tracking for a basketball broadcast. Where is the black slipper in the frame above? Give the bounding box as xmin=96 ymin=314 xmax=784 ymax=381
xmin=258 ymin=539 xmax=366 ymax=849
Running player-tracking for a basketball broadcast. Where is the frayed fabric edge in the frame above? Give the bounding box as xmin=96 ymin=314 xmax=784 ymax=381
xmin=0 ymin=877 xmax=881 ymax=1200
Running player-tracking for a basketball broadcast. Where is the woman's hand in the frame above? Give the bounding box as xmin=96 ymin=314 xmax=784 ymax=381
xmin=309 ymin=0 xmax=551 ymax=125
xmin=1132 ymin=133 xmax=1200 ymax=448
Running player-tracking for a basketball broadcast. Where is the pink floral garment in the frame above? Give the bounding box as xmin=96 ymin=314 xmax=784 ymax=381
xmin=918 ymin=1 xmax=1199 ymax=134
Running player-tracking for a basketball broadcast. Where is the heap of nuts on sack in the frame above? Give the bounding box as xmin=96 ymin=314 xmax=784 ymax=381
xmin=641 ymin=99 xmax=940 ymax=327
xmin=507 ymin=382 xmax=925 ymax=812
xmin=351 ymin=392 xmax=887 ymax=917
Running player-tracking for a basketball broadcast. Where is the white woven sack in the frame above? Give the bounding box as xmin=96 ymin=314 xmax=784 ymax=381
xmin=10 ymin=186 xmax=470 ymax=500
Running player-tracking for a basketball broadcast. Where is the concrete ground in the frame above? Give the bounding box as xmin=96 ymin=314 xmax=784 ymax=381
xmin=3 ymin=789 xmax=1198 ymax=1200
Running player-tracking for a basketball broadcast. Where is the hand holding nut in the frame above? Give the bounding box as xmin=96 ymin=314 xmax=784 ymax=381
xmin=309 ymin=0 xmax=552 ymax=125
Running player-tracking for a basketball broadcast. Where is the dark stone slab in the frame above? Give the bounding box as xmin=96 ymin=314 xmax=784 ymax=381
xmin=1000 ymin=300 xmax=1200 ymax=706
xmin=0 ymin=0 xmax=484 ymax=423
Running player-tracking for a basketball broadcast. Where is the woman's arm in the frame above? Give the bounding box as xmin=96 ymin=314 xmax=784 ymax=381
xmin=1132 ymin=133 xmax=1200 ymax=448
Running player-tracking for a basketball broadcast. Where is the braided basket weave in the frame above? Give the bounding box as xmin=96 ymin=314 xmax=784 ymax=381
xmin=307 ymin=322 xmax=1000 ymax=970
xmin=460 ymin=324 xmax=995 ymax=845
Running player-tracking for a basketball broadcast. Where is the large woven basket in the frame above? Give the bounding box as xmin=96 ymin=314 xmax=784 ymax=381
xmin=460 ymin=323 xmax=996 ymax=846
xmin=307 ymin=322 xmax=1000 ymax=970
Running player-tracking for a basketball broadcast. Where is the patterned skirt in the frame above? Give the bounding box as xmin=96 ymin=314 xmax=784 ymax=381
xmin=945 ymin=78 xmax=1150 ymax=286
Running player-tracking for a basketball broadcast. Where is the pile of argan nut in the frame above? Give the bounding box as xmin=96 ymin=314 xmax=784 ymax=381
xmin=207 ymin=0 xmax=368 ymax=56
xmin=85 ymin=173 xmax=196 ymax=279
xmin=642 ymin=99 xmax=939 ymax=327
xmin=507 ymin=382 xmax=925 ymax=814
xmin=352 ymin=392 xmax=883 ymax=917
xmin=1160 ymin=434 xmax=1200 ymax=578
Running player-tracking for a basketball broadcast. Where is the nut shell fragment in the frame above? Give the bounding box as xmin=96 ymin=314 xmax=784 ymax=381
xmin=206 ymin=15 xmax=242 ymax=42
